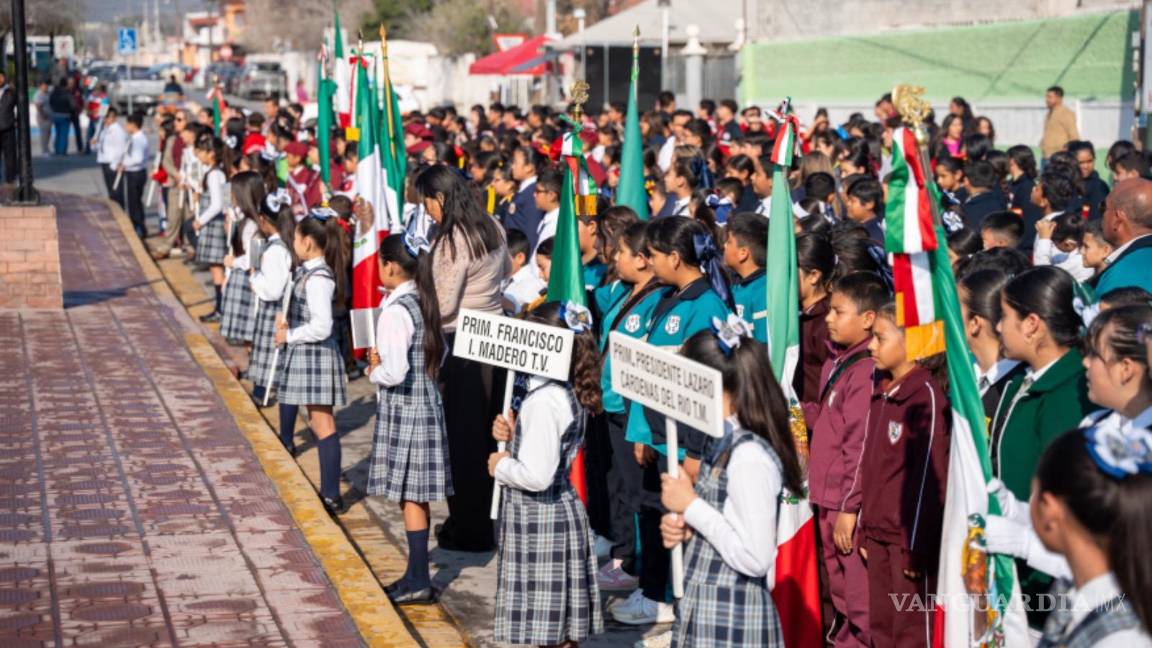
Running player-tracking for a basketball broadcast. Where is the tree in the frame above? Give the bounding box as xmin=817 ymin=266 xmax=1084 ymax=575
xmin=240 ymin=0 xmax=374 ymax=52
xmin=360 ymin=0 xmax=432 ymax=38
xmin=406 ymin=0 xmax=529 ymax=57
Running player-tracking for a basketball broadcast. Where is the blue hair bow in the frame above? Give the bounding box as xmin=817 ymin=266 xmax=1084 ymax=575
xmin=711 ymin=313 xmax=753 ymax=356
xmin=559 ymin=301 xmax=593 ymax=333
xmin=690 ymin=156 xmax=715 ymax=191
xmin=693 ymin=232 xmax=732 ymax=305
xmin=1084 ymin=423 xmax=1152 ymax=479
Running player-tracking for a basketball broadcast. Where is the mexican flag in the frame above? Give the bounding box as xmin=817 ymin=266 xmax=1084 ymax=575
xmin=332 ymin=11 xmax=353 ymax=130
xmin=764 ymin=98 xmax=822 ymax=648
xmin=927 ymin=221 xmax=1031 ymax=648
xmin=616 ymin=39 xmax=649 ymax=220
xmin=377 ymin=29 xmax=407 ymax=233
xmin=549 ymin=123 xmax=591 ymax=504
xmin=316 ymin=45 xmax=337 ymax=189
xmin=349 ymin=62 xmax=388 ymax=352
xmin=882 ymin=129 xmax=1030 ymax=647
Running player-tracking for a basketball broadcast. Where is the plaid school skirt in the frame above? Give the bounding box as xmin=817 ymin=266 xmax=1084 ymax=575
xmin=247 ymin=299 xmax=281 ymax=390
xmin=219 ymin=270 xmax=255 ymax=342
xmin=196 ymin=215 xmax=228 ymax=265
xmin=366 ymin=386 xmax=453 ymax=502
xmin=494 ymin=484 xmax=602 ymax=645
xmin=276 ymin=336 xmax=347 ymax=407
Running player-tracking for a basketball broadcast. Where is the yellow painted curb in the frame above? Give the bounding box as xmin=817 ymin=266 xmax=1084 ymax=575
xmin=101 ymin=198 xmax=416 ymax=647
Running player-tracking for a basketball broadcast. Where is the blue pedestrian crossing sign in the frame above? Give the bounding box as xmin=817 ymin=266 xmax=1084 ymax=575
xmin=117 ymin=28 xmax=138 ymax=55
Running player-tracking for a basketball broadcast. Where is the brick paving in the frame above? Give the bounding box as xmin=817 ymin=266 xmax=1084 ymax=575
xmin=0 ymin=193 xmax=365 ymax=647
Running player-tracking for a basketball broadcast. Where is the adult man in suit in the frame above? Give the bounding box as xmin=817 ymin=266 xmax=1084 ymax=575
xmin=1096 ymin=178 xmax=1152 ymax=295
xmin=0 ymin=72 xmax=17 ymax=183
xmin=507 ymin=146 xmax=545 ymax=249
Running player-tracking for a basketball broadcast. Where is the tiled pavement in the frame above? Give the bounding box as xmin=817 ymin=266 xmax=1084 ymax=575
xmin=0 ymin=193 xmax=366 ymax=647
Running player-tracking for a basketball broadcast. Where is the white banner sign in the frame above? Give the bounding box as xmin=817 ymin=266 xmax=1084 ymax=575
xmin=453 ymin=308 xmax=574 ymax=381
xmin=608 ymin=332 xmax=724 ymax=439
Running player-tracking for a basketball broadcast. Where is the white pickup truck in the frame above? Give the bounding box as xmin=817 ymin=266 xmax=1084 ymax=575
xmin=108 ymin=66 xmax=166 ymax=113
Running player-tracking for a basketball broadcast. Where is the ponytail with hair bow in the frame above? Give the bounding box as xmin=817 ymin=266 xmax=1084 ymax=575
xmin=689 ymin=156 xmax=715 ymax=190
xmin=265 ymin=188 xmax=291 ymax=213
xmin=866 ymin=244 xmax=895 ymax=292
xmin=693 ymin=232 xmax=732 ymax=307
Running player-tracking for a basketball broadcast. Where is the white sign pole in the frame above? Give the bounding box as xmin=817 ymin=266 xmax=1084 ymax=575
xmin=490 ymin=373 xmax=515 ymax=520
xmin=608 ymin=332 xmax=725 ymax=599
xmin=262 ymin=279 xmax=294 ymax=407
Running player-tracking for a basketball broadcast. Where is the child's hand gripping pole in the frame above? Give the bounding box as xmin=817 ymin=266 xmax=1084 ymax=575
xmin=665 ymin=418 xmax=685 ymax=599
xmin=262 ymin=278 xmax=294 ymax=407
xmin=490 ymin=373 xmax=516 ymax=520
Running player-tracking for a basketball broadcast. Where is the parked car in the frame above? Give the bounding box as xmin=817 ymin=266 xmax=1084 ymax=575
xmin=108 ymin=66 xmax=166 ymax=113
xmin=235 ymin=62 xmax=287 ymax=100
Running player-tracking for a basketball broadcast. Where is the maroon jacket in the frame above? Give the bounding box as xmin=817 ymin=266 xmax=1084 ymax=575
xmin=794 ymin=296 xmax=830 ymax=403
xmin=857 ymin=366 xmax=951 ymax=571
xmin=803 ymin=336 xmax=878 ymax=511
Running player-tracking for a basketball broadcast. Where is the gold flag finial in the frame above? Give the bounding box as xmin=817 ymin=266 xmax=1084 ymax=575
xmin=379 ymin=24 xmax=388 ymax=57
xmin=569 ymin=80 xmax=590 ymax=122
xmin=892 ymin=84 xmax=931 ymax=142
xmin=632 ymin=25 xmax=640 ymax=58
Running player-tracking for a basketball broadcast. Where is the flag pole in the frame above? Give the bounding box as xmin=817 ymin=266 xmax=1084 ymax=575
xmin=892 ymin=84 xmax=939 ymax=226
xmin=379 ymin=25 xmax=396 ymax=159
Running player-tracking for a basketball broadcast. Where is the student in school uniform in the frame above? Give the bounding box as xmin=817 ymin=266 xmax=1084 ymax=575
xmin=794 ymin=233 xmax=834 ymax=403
xmin=595 ymin=221 xmax=668 ymax=594
xmin=500 ymin=229 xmax=546 ymax=316
xmin=529 ymin=168 xmax=563 ymax=270
xmin=507 ymin=146 xmax=545 ymax=248
xmin=723 ymin=212 xmax=768 ymax=342
xmin=663 ymin=157 xmax=706 ymax=218
xmin=659 ymin=326 xmax=807 ymax=647
xmin=193 ymin=134 xmax=233 ymax=323
xmin=990 ymin=266 xmax=1098 ymax=630
xmin=367 ymin=232 xmax=451 ymax=605
xmin=843 ymin=176 xmax=885 ymax=246
xmin=488 ymin=301 xmax=604 ymax=646
xmin=856 ymin=301 xmax=951 ymax=647
xmin=578 ymin=209 xmax=609 ymax=307
xmin=801 ymin=271 xmax=890 ymax=648
xmin=247 ymin=190 xmax=295 ymax=408
xmin=219 ymin=171 xmax=265 ymax=345
xmin=284 ymin=140 xmax=322 ymax=216
xmin=120 ymin=112 xmax=151 ymax=238
xmin=613 ymin=216 xmax=732 ymax=626
xmin=275 ymin=215 xmax=350 ymax=514
xmin=957 ymin=269 xmax=1025 ymax=419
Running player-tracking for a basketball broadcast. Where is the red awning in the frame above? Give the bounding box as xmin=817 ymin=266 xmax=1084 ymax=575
xmin=469 ymin=35 xmax=552 ymax=76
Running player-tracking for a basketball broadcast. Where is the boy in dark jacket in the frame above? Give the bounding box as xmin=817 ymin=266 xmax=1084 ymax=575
xmin=857 ymin=302 xmax=950 ymax=647
xmin=802 ymin=271 xmax=888 ymax=648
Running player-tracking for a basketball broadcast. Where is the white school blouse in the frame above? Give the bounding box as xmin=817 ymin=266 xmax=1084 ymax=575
xmin=230 ymin=219 xmax=260 ymax=271
xmin=494 ymin=376 xmax=574 ymax=493
xmin=369 ymin=281 xmax=417 ymax=388
xmin=286 ymin=257 xmax=335 ymax=345
xmin=683 ymin=430 xmax=782 ymax=581
xmin=196 ymin=167 xmax=228 ymax=226
xmin=249 ymin=233 xmax=292 ymax=302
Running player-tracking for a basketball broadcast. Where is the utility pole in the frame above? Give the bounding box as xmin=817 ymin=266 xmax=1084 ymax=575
xmin=11 ymin=0 xmax=38 ymax=204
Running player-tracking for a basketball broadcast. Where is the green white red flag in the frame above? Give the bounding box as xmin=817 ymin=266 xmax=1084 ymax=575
xmin=349 ymin=62 xmax=386 ymax=351
xmin=764 ymin=98 xmax=822 ymax=648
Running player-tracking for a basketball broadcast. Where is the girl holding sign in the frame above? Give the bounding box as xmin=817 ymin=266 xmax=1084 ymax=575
xmin=615 ymin=216 xmax=732 ymax=626
xmin=659 ymin=325 xmax=805 ymax=647
xmin=366 ymin=232 xmax=452 ymax=606
xmin=248 ymin=189 xmax=295 ymax=409
xmin=274 ymin=215 xmax=349 ymax=515
xmin=488 ymin=301 xmax=604 ymax=647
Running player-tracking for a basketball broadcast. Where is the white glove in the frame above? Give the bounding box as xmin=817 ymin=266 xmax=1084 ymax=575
xmin=984 ymin=515 xmax=1071 ymax=581
xmin=987 ymin=478 xmax=1030 ymax=525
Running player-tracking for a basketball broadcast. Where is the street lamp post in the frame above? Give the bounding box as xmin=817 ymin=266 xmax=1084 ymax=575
xmin=11 ymin=0 xmax=38 ymax=205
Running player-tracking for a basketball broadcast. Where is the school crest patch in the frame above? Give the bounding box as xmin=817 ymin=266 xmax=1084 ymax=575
xmin=508 ymin=203 xmax=517 ymax=214
xmin=665 ymin=315 xmax=681 ymax=335
xmin=625 ymin=314 xmax=641 ymax=333
xmin=736 ymin=304 xmax=746 ymax=319
xmin=888 ymin=421 xmax=903 ymax=444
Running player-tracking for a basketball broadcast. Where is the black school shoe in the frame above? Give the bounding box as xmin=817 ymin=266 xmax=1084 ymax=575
xmin=199 ymin=311 xmax=221 ymax=323
xmin=321 ymin=495 xmax=346 ymax=516
xmin=389 ymin=585 xmax=438 ymax=606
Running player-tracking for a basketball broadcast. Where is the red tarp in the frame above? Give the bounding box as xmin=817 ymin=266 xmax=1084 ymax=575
xmin=469 ymin=35 xmax=552 ymax=76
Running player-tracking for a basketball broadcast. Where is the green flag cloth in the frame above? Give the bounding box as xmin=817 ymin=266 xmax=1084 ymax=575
xmin=616 ymin=44 xmax=649 ymax=219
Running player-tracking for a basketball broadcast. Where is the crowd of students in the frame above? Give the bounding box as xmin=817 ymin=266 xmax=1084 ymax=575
xmin=95 ymin=87 xmax=1152 ymax=647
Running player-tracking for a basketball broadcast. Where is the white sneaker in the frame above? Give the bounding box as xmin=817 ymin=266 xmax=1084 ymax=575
xmin=634 ymin=630 xmax=673 ymax=648
xmin=611 ymin=592 xmax=675 ymax=625
xmin=593 ymin=533 xmax=614 ymax=559
xmin=597 ymin=562 xmax=639 ymax=592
